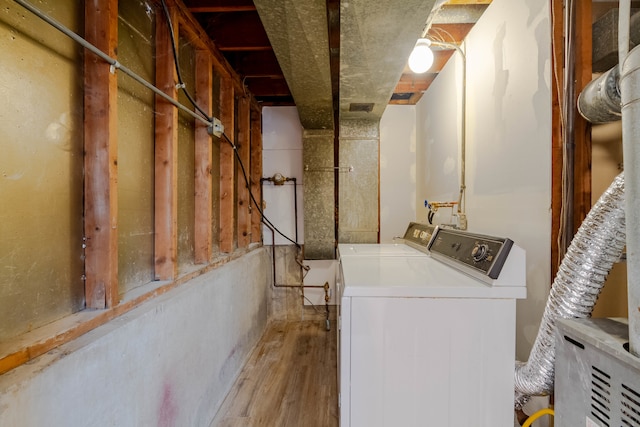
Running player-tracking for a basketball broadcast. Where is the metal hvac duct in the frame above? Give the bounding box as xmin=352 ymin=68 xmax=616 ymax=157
xmin=513 ymin=173 xmax=627 ymax=409
xmin=577 ymin=65 xmax=621 ymax=123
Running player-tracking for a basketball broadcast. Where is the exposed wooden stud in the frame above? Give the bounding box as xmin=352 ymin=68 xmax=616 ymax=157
xmin=551 ymin=0 xmax=563 ymax=277
xmin=84 ymin=0 xmax=119 ymax=309
xmin=250 ymin=108 xmax=263 ymax=243
xmin=195 ymin=50 xmax=214 ymax=263
xmin=154 ymin=6 xmax=180 ymax=280
xmin=573 ymin=0 xmax=593 ymax=232
xmin=4 ymin=0 xmax=269 ymax=376
xmin=550 ymin=0 xmax=592 ymax=278
xmin=237 ymin=95 xmax=252 ymax=248
xmin=219 ymin=77 xmax=236 ymax=253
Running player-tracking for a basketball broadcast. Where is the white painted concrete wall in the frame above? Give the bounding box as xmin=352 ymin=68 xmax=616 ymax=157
xmin=417 ymin=0 xmax=552 ymax=420
xmin=0 ymin=249 xmax=271 ymax=427
xmin=380 ymin=105 xmax=417 ymax=242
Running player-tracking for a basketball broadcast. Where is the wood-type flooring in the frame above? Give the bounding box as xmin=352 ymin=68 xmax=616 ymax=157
xmin=210 ymin=320 xmax=338 ymax=427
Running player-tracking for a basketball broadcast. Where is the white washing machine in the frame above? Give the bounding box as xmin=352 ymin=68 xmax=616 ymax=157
xmin=337 ymin=227 xmax=526 ymax=427
xmin=337 ymin=222 xmax=434 ymax=258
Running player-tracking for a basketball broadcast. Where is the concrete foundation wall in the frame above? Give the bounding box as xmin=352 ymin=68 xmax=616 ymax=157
xmin=0 ymin=248 xmax=271 ymax=427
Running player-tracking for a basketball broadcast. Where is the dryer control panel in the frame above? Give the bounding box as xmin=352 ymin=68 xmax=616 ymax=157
xmin=401 ymin=222 xmax=436 ymax=253
xmin=427 ymin=228 xmax=514 ymax=281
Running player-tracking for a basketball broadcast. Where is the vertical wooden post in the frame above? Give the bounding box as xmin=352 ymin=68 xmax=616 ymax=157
xmin=195 ymin=51 xmax=213 ymax=263
xmin=237 ymin=95 xmax=251 ymax=248
xmin=250 ymin=108 xmax=263 ymax=244
xmin=551 ymin=0 xmax=592 ymax=278
xmin=573 ymin=0 xmax=592 ymax=231
xmin=154 ymin=6 xmax=179 ymax=280
xmin=550 ymin=0 xmax=564 ymax=278
xmin=219 ymin=77 xmax=235 ymax=253
xmin=84 ymin=0 xmax=119 ymax=309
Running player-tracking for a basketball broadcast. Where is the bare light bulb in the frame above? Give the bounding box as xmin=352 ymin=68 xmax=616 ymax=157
xmin=408 ymin=38 xmax=434 ymax=74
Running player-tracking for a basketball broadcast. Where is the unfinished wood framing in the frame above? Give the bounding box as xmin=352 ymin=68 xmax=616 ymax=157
xmin=3 ymin=0 xmax=264 ymax=375
xmin=573 ymin=0 xmax=593 ymax=233
xmin=219 ymin=77 xmax=236 ymax=253
xmin=237 ymin=95 xmax=252 ymax=248
xmin=550 ymin=0 xmax=563 ymax=277
xmin=154 ymin=6 xmax=180 ymax=280
xmin=250 ymin=109 xmax=263 ymax=243
xmin=550 ymin=0 xmax=592 ymax=278
xmin=84 ymin=0 xmax=119 ymax=309
xmin=195 ymin=50 xmax=214 ymax=263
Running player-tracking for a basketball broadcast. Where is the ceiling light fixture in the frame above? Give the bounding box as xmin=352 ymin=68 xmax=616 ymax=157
xmin=408 ymin=38 xmax=434 ymax=73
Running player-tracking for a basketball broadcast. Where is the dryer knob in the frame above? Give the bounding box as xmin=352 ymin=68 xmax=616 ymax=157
xmin=471 ymin=244 xmax=489 ymax=262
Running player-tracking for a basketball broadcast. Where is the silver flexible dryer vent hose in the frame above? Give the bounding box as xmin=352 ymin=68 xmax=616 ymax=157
xmin=514 ymin=173 xmax=627 ymax=410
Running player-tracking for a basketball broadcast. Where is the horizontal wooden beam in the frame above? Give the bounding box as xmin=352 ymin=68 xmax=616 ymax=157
xmin=200 ymin=11 xmax=271 ymax=51
xmin=223 ymin=50 xmax=282 ymax=77
xmin=244 ymin=77 xmax=291 ymax=97
xmin=427 ymin=23 xmax=474 ymax=43
xmin=189 ymin=5 xmax=255 ymax=13
xmin=394 ymin=73 xmax=436 ymax=93
xmin=0 ymin=249 xmax=256 ymax=376
xmin=184 ymin=0 xmax=255 ymax=12
xmin=218 ymin=46 xmax=272 ymax=52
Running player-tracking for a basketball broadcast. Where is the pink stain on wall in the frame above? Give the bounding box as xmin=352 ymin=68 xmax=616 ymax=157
xmin=158 ymin=381 xmax=178 ymax=427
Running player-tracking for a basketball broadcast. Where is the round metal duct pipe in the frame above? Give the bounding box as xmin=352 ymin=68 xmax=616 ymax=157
xmin=621 ymin=44 xmax=640 ymax=358
xmin=577 ymin=65 xmax=621 ymax=123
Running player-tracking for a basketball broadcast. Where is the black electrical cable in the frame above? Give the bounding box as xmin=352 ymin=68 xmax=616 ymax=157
xmin=221 ymin=132 xmax=302 ymax=249
xmin=157 ymin=2 xmax=301 ymax=250
xmin=159 ymin=0 xmax=211 ymax=122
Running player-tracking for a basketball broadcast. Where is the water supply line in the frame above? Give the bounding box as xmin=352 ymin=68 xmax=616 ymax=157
xmin=261 ymin=174 xmax=298 ymax=242
xmin=260 ymin=174 xmax=332 ymax=330
xmin=514 ymin=173 xmax=627 ymax=409
xmin=420 ymin=35 xmax=467 ymax=230
xmin=432 ymin=40 xmax=467 ymax=230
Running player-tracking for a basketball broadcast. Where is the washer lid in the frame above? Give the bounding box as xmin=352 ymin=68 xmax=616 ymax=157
xmin=340 ymin=256 xmax=526 ymax=299
xmin=337 ymin=243 xmax=428 ymax=257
